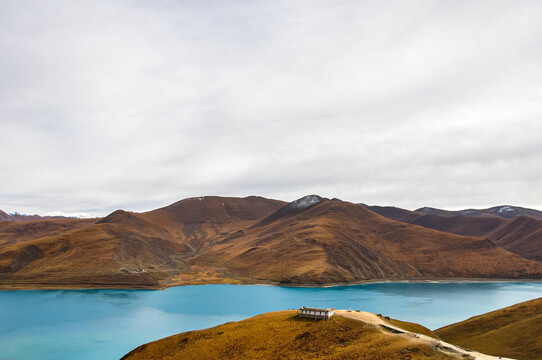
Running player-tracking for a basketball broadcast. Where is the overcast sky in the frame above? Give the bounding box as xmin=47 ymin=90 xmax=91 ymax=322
xmin=1 ymin=0 xmax=541 ymax=217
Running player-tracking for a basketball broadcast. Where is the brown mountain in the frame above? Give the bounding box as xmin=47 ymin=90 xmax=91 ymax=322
xmin=1 ymin=195 xmax=542 ymax=289
xmin=0 ymin=196 xmax=286 ymax=289
xmin=416 ymin=205 xmax=542 ymax=220
xmin=183 ymin=196 xmax=542 ymax=285
xmin=0 ymin=210 xmax=11 ymax=221
xmin=121 ymin=309 xmax=494 ymax=360
xmin=0 ymin=209 xmax=90 ymax=221
xmin=435 ymin=297 xmax=542 ymax=360
xmin=0 ymin=210 xmax=43 ymax=221
xmin=365 ymin=205 xmax=542 ymax=262
xmin=0 ymin=217 xmax=94 ymax=247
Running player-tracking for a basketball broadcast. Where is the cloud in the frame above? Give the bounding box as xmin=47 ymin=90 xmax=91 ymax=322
xmin=1 ymin=0 xmax=542 ymax=215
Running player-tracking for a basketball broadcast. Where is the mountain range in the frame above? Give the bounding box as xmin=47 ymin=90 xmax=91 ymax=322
xmin=363 ymin=204 xmax=542 ymax=262
xmin=0 ymin=209 xmax=91 ymax=221
xmin=0 ymin=210 xmax=44 ymax=222
xmin=1 ymin=195 xmax=542 ymax=289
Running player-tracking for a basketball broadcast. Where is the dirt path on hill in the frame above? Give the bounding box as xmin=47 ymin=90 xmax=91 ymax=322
xmin=336 ymin=310 xmax=514 ymax=360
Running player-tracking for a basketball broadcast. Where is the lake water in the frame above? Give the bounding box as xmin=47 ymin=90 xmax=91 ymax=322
xmin=1 ymin=282 xmax=541 ymax=360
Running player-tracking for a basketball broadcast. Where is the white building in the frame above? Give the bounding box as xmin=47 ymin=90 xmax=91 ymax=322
xmin=298 ymin=307 xmax=335 ymax=320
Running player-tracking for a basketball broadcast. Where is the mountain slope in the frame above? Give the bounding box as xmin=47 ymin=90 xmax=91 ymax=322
xmin=182 ymin=197 xmax=542 ymax=285
xmin=366 ymin=205 xmax=542 ymax=262
xmin=435 ymin=297 xmax=542 ymax=360
xmin=0 ymin=196 xmax=286 ymax=289
xmin=122 ymin=310 xmax=490 ymax=360
xmin=0 ymin=221 xmax=180 ymax=288
xmin=0 ymin=218 xmax=94 ymax=247
xmin=0 ymin=210 xmax=43 ymax=221
xmin=1 ymin=195 xmax=542 ymax=289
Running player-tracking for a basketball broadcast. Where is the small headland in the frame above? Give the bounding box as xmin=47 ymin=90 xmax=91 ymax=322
xmin=121 ymin=309 xmax=510 ymax=360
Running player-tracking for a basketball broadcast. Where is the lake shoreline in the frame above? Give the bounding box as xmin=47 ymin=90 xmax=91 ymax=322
xmin=2 ymin=282 xmax=541 ymax=360
xmin=2 ymin=277 xmax=542 ymax=291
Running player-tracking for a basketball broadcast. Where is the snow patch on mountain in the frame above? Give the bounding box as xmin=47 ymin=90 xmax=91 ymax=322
xmin=496 ymin=206 xmax=514 ymax=213
xmin=289 ymin=195 xmax=322 ymax=210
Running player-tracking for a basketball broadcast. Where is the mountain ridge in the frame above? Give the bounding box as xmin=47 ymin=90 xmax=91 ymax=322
xmin=415 ymin=205 xmax=542 ymax=220
xmin=1 ymin=195 xmax=542 ymax=289
xmin=0 ymin=209 xmax=94 ymax=221
xmin=364 ymin=204 xmax=542 ymax=262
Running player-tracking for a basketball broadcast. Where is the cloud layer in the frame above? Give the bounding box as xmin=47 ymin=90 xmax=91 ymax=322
xmin=1 ymin=0 xmax=541 ymax=216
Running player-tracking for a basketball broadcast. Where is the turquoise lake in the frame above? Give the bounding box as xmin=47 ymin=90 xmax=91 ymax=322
xmin=1 ymin=282 xmax=541 ymax=360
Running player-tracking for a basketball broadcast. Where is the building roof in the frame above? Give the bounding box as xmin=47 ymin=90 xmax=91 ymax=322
xmin=299 ymin=307 xmax=335 ymax=312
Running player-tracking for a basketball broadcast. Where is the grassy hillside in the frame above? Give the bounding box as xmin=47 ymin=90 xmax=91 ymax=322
xmin=121 ymin=310 xmax=468 ymax=360
xmin=186 ymin=198 xmax=542 ymax=285
xmin=435 ymin=297 xmax=542 ymax=360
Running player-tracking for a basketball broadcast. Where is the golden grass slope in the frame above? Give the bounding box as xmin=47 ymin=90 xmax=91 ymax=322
xmin=121 ymin=310 xmax=462 ymax=360
xmin=122 ymin=310 xmax=512 ymax=360
xmin=0 ymin=221 xmax=178 ymax=289
xmin=435 ymin=297 xmax=542 ymax=360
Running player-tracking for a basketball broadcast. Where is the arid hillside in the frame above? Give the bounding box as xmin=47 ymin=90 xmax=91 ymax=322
xmin=183 ymin=197 xmax=542 ymax=285
xmin=120 ymin=310 xmax=503 ymax=360
xmin=0 ymin=217 xmax=95 ymax=247
xmin=436 ymin=297 xmax=542 ymax=360
xmin=366 ymin=205 xmax=542 ymax=262
xmin=0 ymin=196 xmax=285 ymax=289
xmin=1 ymin=195 xmax=542 ymax=289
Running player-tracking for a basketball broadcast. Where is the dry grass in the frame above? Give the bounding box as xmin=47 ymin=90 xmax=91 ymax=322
xmin=435 ymin=297 xmax=542 ymax=360
xmin=121 ymin=311 xmax=458 ymax=360
xmin=190 ymin=200 xmax=542 ymax=284
xmin=386 ymin=318 xmax=440 ymax=339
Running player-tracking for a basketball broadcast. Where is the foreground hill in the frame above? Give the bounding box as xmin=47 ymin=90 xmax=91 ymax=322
xmin=1 ymin=195 xmax=542 ymax=289
xmin=121 ymin=310 xmax=504 ymax=360
xmin=436 ymin=297 xmax=542 ymax=360
xmin=365 ymin=205 xmax=542 ymax=262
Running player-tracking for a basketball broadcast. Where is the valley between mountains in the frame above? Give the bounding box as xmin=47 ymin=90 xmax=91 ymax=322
xmin=1 ymin=195 xmax=542 ymax=290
